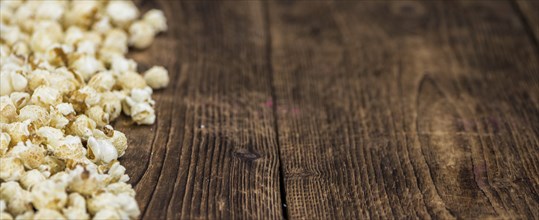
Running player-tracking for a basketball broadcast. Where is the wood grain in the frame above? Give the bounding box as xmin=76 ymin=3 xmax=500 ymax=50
xmin=268 ymin=0 xmax=539 ymax=219
xmin=121 ymin=1 xmax=283 ymax=219
xmin=515 ymin=0 xmax=539 ymax=45
xmin=118 ymin=0 xmax=539 ymax=219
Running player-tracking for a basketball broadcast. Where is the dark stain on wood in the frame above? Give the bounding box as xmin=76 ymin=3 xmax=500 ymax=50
xmin=120 ymin=0 xmax=539 ymax=219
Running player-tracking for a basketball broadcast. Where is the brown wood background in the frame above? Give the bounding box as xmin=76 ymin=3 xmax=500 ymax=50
xmin=118 ymin=0 xmax=539 ymax=219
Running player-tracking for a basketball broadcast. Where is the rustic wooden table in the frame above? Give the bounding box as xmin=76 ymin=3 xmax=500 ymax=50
xmin=117 ymin=0 xmax=539 ymax=219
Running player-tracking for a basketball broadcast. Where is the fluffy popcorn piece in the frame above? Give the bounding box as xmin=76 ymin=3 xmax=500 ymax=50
xmin=88 ymin=192 xmax=140 ymax=218
xmin=0 ymin=70 xmax=28 ymax=96
xmin=7 ymin=141 xmax=46 ymax=169
xmin=144 ymin=66 xmax=169 ymax=89
xmin=30 ymin=86 xmax=62 ymax=108
xmin=0 ymin=96 xmax=17 ymax=123
xmin=35 ymin=1 xmax=65 ymax=21
xmin=39 ymin=156 xmax=65 ymax=176
xmin=88 ymin=72 xmax=116 ymax=92
xmin=9 ymin=92 xmax=30 ymax=110
xmin=117 ymin=71 xmax=147 ymax=90
xmin=30 ymin=179 xmax=68 ymax=210
xmin=62 ymin=193 xmax=89 ymax=220
xmin=49 ymin=108 xmax=70 ymax=129
xmin=48 ymin=135 xmax=86 ymax=162
xmin=0 ymin=212 xmax=12 ymax=220
xmin=129 ymin=20 xmax=155 ymax=49
xmin=0 ymin=182 xmax=32 ymax=215
xmin=123 ymin=87 xmax=156 ymax=125
xmin=67 ymin=166 xmax=106 ymax=196
xmin=0 ymin=157 xmax=25 ymax=181
xmin=93 ymin=16 xmax=112 ymax=34
xmin=33 ymin=209 xmax=66 ymax=220
xmin=107 ymin=162 xmax=130 ymax=183
xmin=103 ymin=29 xmax=128 ymax=55
xmin=17 ymin=105 xmax=50 ymax=128
xmin=143 ymin=9 xmax=168 ymax=33
xmin=56 ymin=103 xmax=75 ymax=116
xmin=106 ymin=1 xmax=139 ymax=28
xmin=36 ymin=126 xmax=64 ymax=147
xmin=67 ymin=115 xmax=96 ymax=141
xmin=99 ymin=92 xmax=124 ymax=121
xmin=64 ymin=26 xmax=85 ymax=46
xmin=70 ymin=55 xmax=105 ymax=81
xmin=19 ymin=170 xmax=46 ymax=190
xmin=106 ymin=182 xmax=136 ymax=197
xmin=30 ymin=30 xmax=60 ymax=53
xmin=86 ymin=105 xmax=110 ymax=127
xmin=93 ymin=126 xmax=128 ymax=157
xmin=0 ymin=132 xmax=10 ymax=156
xmin=63 ymin=0 xmax=99 ymax=28
xmin=87 ymin=137 xmax=118 ymax=164
xmin=5 ymin=120 xmax=30 ymax=146
xmin=111 ymin=56 xmax=137 ymax=75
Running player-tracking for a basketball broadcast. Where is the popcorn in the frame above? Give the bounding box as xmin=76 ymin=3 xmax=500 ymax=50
xmin=0 ymin=157 xmax=25 ymax=181
xmin=87 ymin=137 xmax=118 ymax=164
xmin=129 ymin=20 xmax=155 ymax=49
xmin=1 ymin=1 xmax=169 ymax=219
xmin=143 ymin=9 xmax=168 ymax=33
xmin=144 ymin=66 xmax=170 ymax=89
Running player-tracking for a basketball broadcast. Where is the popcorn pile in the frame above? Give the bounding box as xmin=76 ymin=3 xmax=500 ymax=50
xmin=0 ymin=1 xmax=169 ymax=219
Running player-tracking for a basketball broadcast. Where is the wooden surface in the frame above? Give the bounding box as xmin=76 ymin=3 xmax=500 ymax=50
xmin=121 ymin=1 xmax=539 ymax=219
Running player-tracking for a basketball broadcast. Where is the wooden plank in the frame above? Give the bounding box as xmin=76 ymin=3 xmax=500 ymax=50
xmin=120 ymin=1 xmax=283 ymax=219
xmin=268 ymin=0 xmax=539 ymax=219
xmin=515 ymin=0 xmax=539 ymax=44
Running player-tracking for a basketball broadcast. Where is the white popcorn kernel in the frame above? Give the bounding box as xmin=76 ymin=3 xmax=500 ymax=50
xmin=103 ymin=29 xmax=128 ymax=55
xmin=144 ymin=66 xmax=169 ymax=89
xmin=88 ymin=72 xmax=116 ymax=92
xmin=5 ymin=120 xmax=30 ymax=146
xmin=36 ymin=126 xmax=64 ymax=147
xmin=33 ymin=209 xmax=66 ymax=220
xmin=86 ymin=105 xmax=110 ymax=127
xmin=64 ymin=26 xmax=85 ymax=46
xmin=67 ymin=115 xmax=96 ymax=141
xmin=11 ymin=41 xmax=30 ymax=57
xmin=0 ymin=132 xmax=11 ymax=156
xmin=67 ymin=166 xmax=105 ymax=196
xmin=99 ymin=92 xmax=124 ymax=121
xmin=130 ymin=102 xmax=156 ymax=125
xmin=0 ymin=157 xmax=25 ymax=181
xmin=143 ymin=9 xmax=168 ymax=33
xmin=111 ymin=56 xmax=137 ymax=75
xmin=40 ymin=156 xmax=66 ymax=176
xmin=7 ymin=141 xmax=46 ymax=169
xmin=128 ymin=20 xmax=155 ymax=49
xmin=70 ymin=55 xmax=105 ymax=82
xmin=117 ymin=71 xmax=147 ymax=90
xmin=0 ymin=181 xmax=32 ymax=215
xmin=30 ymin=30 xmax=59 ymax=53
xmin=1 ymin=96 xmax=17 ymax=123
xmin=19 ymin=170 xmax=46 ymax=190
xmin=31 ymin=179 xmax=68 ymax=210
xmin=92 ymin=16 xmax=112 ymax=34
xmin=0 ymin=70 xmax=28 ymax=96
xmin=106 ymin=182 xmax=135 ymax=197
xmin=63 ymin=0 xmax=99 ymax=28
xmin=0 ymin=212 xmax=13 ymax=220
xmin=62 ymin=193 xmax=89 ymax=220
xmin=106 ymin=1 xmax=139 ymax=28
xmin=17 ymin=105 xmax=50 ymax=128
xmin=30 ymin=86 xmax=62 ymax=108
xmin=49 ymin=108 xmax=70 ymax=129
xmin=49 ymin=135 xmax=86 ymax=162
xmin=76 ymin=40 xmax=98 ymax=56
xmin=35 ymin=1 xmax=65 ymax=21
xmin=56 ymin=103 xmax=75 ymax=116
xmin=27 ymin=69 xmax=51 ymax=92
xmin=9 ymin=92 xmax=30 ymax=109
xmin=87 ymin=137 xmax=118 ymax=164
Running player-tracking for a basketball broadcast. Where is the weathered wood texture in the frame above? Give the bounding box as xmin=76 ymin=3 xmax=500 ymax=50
xmin=268 ymin=0 xmax=539 ymax=219
xmin=121 ymin=1 xmax=283 ymax=219
xmin=120 ymin=0 xmax=539 ymax=219
xmin=516 ymin=0 xmax=539 ymax=43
